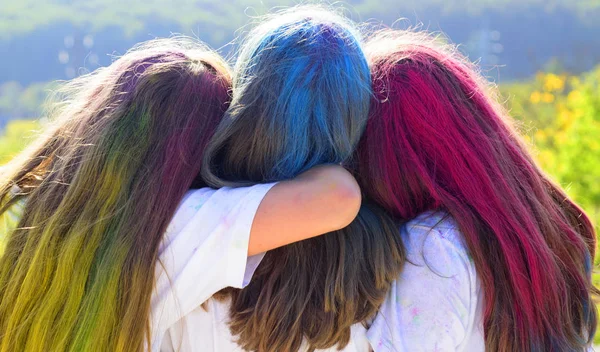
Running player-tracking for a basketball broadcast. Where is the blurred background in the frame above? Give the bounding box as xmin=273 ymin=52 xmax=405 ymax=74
xmin=0 ymin=0 xmax=599 ymax=310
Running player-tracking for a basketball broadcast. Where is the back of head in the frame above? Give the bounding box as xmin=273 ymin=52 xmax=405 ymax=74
xmin=203 ymin=5 xmax=371 ymax=184
xmin=203 ymin=6 xmax=405 ymax=351
xmin=360 ymin=29 xmax=597 ymax=351
xmin=0 ymin=38 xmax=231 ymax=351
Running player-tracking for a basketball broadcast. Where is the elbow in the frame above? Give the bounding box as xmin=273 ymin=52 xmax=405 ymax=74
xmin=299 ymin=164 xmax=362 ymax=232
xmin=327 ymin=174 xmax=362 ymax=230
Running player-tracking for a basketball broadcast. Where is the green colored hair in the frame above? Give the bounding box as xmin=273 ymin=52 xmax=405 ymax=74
xmin=0 ymin=38 xmax=232 ymax=351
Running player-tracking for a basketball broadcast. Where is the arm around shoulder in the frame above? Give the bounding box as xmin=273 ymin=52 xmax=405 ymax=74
xmin=248 ymin=164 xmax=361 ymax=255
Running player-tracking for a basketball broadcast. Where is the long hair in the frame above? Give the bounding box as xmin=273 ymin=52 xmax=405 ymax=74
xmin=0 ymin=38 xmax=232 ymax=352
xmin=359 ymin=29 xmax=597 ymax=351
xmin=203 ymin=7 xmax=405 ymax=351
xmin=202 ymin=5 xmax=371 ymax=184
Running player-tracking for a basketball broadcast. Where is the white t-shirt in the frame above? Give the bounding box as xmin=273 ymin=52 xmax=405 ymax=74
xmin=367 ymin=211 xmax=485 ymax=352
xmin=150 ymin=183 xmax=276 ymax=351
xmin=158 ymin=211 xmax=485 ymax=352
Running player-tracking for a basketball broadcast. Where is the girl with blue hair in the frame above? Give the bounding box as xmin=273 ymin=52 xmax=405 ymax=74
xmin=159 ymin=6 xmax=406 ymax=352
xmin=202 ymin=6 xmax=371 ymax=183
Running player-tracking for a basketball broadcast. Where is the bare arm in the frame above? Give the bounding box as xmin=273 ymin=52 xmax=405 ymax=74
xmin=248 ymin=164 xmax=361 ymax=256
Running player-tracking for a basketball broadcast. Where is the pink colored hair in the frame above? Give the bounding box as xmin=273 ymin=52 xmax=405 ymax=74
xmin=359 ymin=29 xmax=597 ymax=351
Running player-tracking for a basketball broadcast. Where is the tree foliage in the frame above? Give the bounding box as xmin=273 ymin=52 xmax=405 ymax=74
xmin=0 ymin=119 xmax=41 ymax=165
xmin=501 ymin=68 xmax=600 ymax=234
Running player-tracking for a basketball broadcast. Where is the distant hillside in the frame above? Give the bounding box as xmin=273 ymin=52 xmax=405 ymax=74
xmin=1 ymin=0 xmax=600 ymax=120
xmin=2 ymin=1 xmax=599 ymax=85
xmin=2 ymin=0 xmax=598 ymax=38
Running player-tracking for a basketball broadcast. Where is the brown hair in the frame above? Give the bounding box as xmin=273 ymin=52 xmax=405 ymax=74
xmin=216 ymin=201 xmax=404 ymax=351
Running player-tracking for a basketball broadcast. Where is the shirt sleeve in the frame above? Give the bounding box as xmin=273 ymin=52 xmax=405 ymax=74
xmin=150 ymin=182 xmax=276 ymax=349
xmin=367 ymin=219 xmax=484 ymax=352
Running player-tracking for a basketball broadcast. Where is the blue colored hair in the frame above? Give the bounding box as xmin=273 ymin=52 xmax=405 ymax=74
xmin=202 ymin=5 xmax=371 ymax=184
xmin=203 ymin=8 xmax=405 ymax=351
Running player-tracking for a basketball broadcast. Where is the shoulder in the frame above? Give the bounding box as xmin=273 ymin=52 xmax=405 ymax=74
xmin=159 ymin=183 xmax=277 ymax=261
xmin=401 ymin=210 xmax=473 ymax=278
xmin=397 ymin=211 xmax=477 ymax=304
xmin=367 ymin=211 xmax=484 ymax=352
xmin=165 ymin=183 xmax=277 ymax=239
xmin=162 ymin=187 xmax=215 ymax=240
xmin=403 ymin=210 xmax=464 ymax=249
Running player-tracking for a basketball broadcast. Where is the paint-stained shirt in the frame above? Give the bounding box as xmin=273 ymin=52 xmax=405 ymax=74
xmin=150 ymin=183 xmax=276 ymax=351
xmin=159 ymin=211 xmax=485 ymax=352
xmin=366 ymin=211 xmax=485 ymax=352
